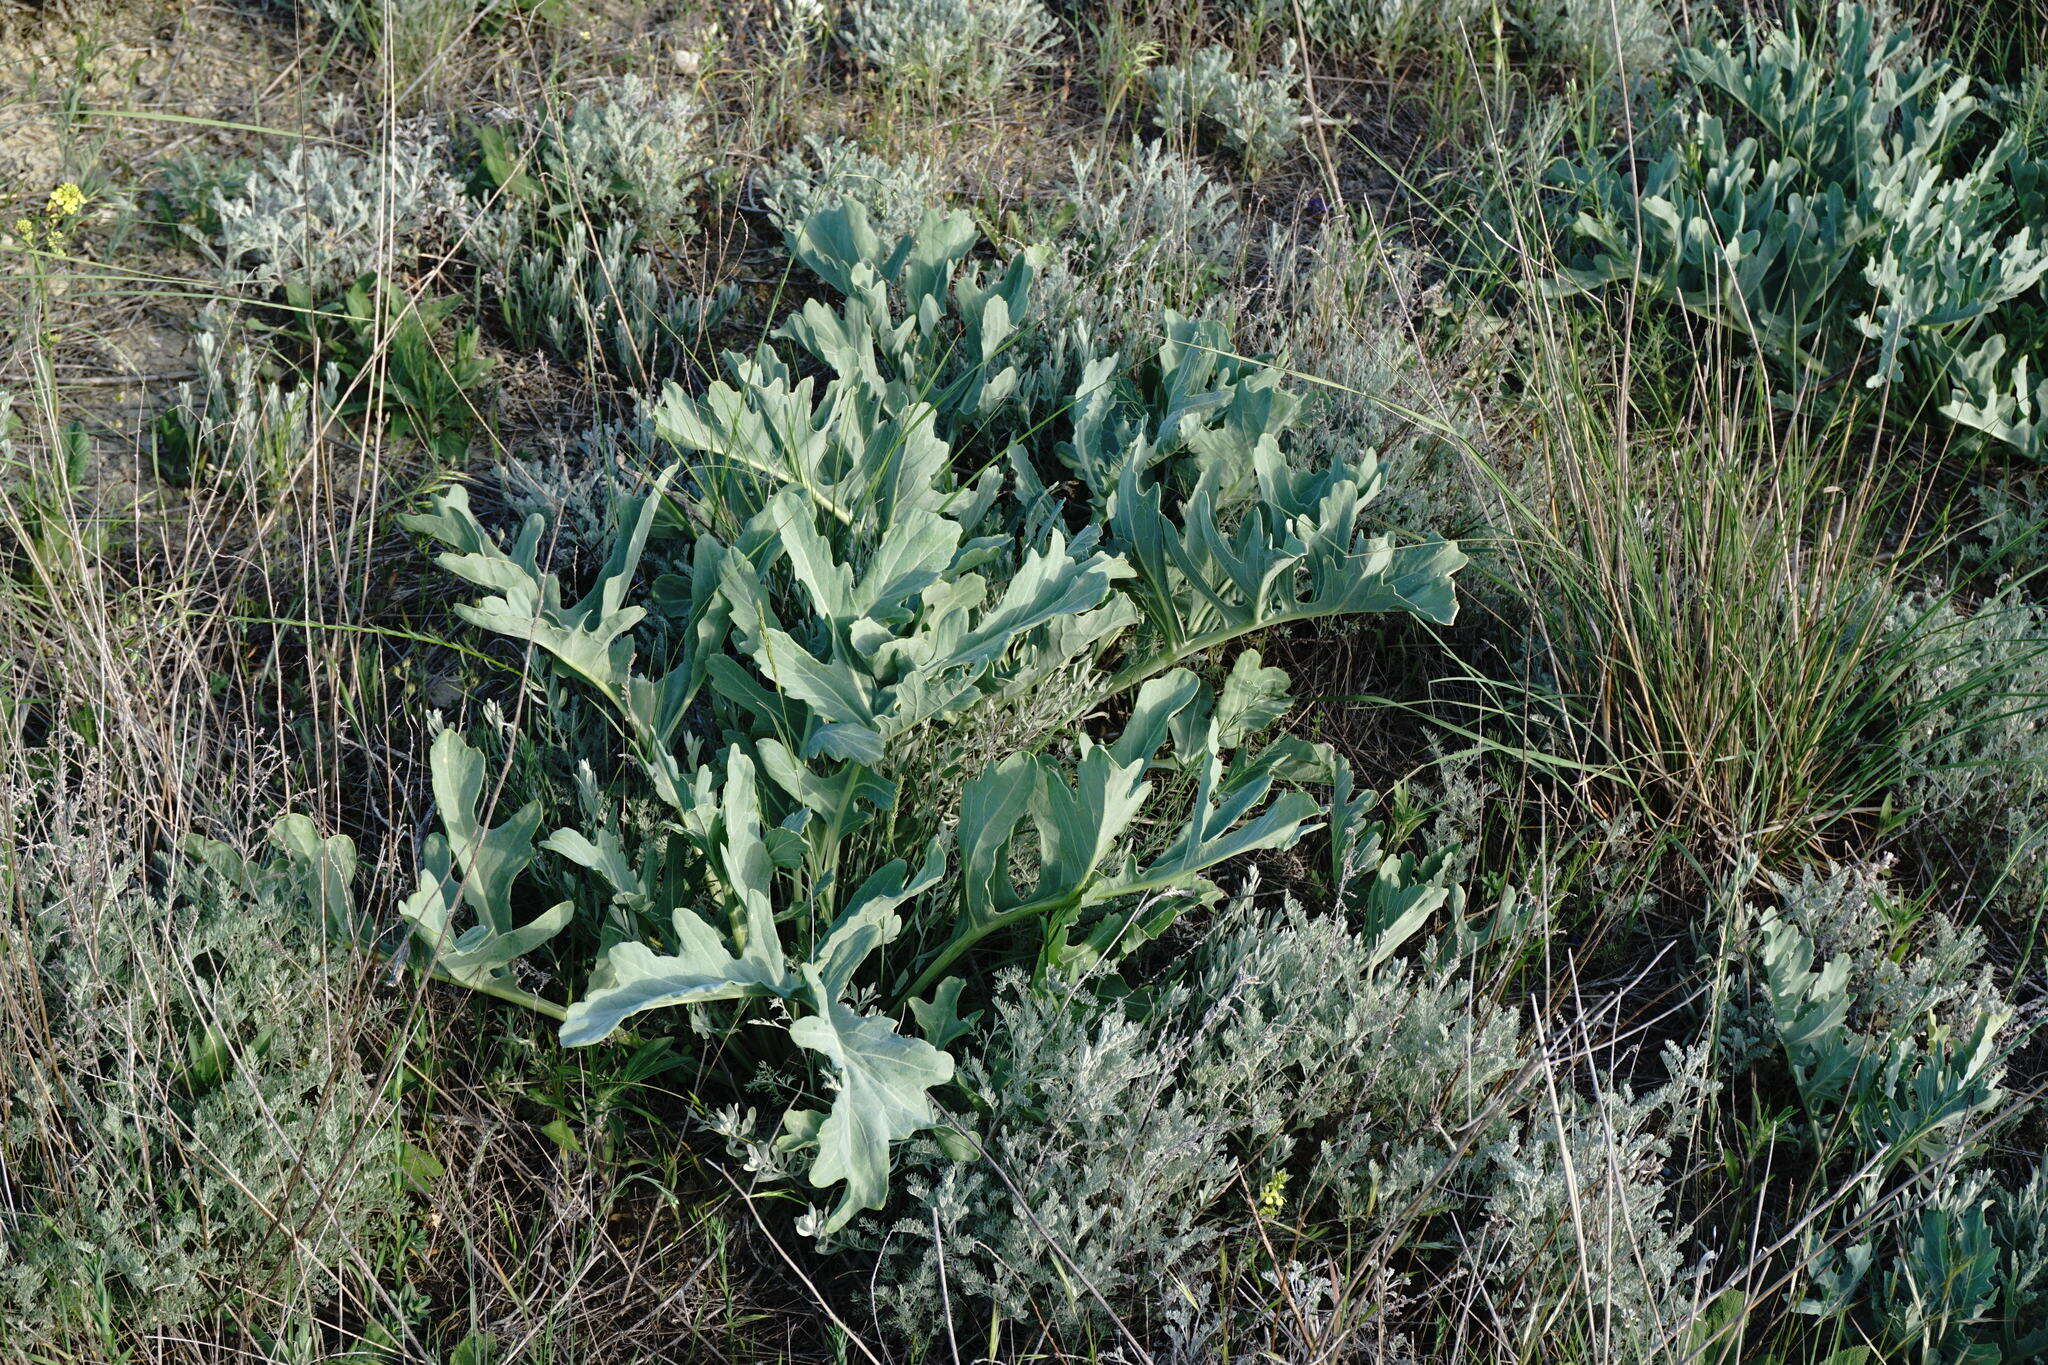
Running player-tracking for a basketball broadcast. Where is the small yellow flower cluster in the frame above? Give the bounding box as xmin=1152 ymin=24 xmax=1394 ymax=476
xmin=12 ymin=182 xmax=89 ymax=254
xmin=1255 ymin=1169 xmax=1289 ymax=1219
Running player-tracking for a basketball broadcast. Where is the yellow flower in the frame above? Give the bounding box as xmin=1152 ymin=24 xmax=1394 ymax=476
xmin=1255 ymin=1169 xmax=1289 ymax=1219
xmin=47 ymin=183 xmax=86 ymax=217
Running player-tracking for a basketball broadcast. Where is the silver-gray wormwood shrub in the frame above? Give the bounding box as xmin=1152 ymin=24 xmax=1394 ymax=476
xmin=1035 ymin=139 xmax=1248 ymax=350
xmin=758 ymin=135 xmax=946 ymax=242
xmin=844 ymin=0 xmax=1060 ymax=105
xmin=153 ymin=308 xmax=339 ymax=490
xmin=859 ymin=889 xmax=1703 ymax=1355
xmin=1148 ymin=44 xmax=1304 ymax=170
xmin=490 ymin=219 xmax=736 ymax=383
xmin=542 ymin=75 xmax=709 ymax=238
xmin=1219 ymin=0 xmax=1669 ymax=80
xmin=1895 ymin=591 xmax=2048 ymax=933
xmin=0 ymin=830 xmax=396 ymax=1335
xmin=214 ymin=124 xmax=466 ymax=292
xmin=1252 ymin=215 xmax=1509 ymax=540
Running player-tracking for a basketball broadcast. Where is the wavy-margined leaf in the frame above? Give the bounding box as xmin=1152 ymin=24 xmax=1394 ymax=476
xmin=268 ymin=813 xmax=361 ymax=939
xmin=718 ymin=488 xmax=1130 ymax=759
xmin=1213 ymin=649 xmax=1293 ymax=749
xmin=541 ymin=820 xmax=642 ymax=906
xmin=651 ymin=352 xmax=969 ymax=537
xmin=551 ymin=742 xmax=953 ymax=1228
xmin=1112 ymin=441 xmax=1465 ymax=655
xmin=1350 ymin=842 xmax=1462 ymax=971
xmin=912 ymin=669 xmax=1321 ymax=993
xmin=908 ymin=977 xmax=979 ymax=1051
xmin=1758 ymin=912 xmax=1861 ymax=1105
xmin=1318 ymin=754 xmax=1465 ymax=968
xmin=780 ymin=202 xmax=1032 ymax=432
xmin=1758 ymin=909 xmax=2012 ymax=1172
xmin=1060 ymin=312 xmax=1300 ymax=504
xmin=402 ymin=473 xmax=676 ymax=705
xmin=398 ymin=729 xmax=571 ymax=1015
xmin=559 ymin=914 xmax=785 ymax=1046
xmin=787 ymin=978 xmax=955 ymax=1234
xmin=950 ymin=674 xmax=1180 ymax=937
xmin=812 ymin=839 xmax=948 ymax=999
xmin=559 ymin=746 xmax=918 ymax=1050
xmin=1942 ymin=333 xmax=2048 ymax=459
xmin=756 ymin=737 xmax=898 ymax=870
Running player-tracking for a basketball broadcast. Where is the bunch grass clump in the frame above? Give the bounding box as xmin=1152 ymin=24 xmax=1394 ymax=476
xmin=1486 ymin=336 xmax=1990 ymax=863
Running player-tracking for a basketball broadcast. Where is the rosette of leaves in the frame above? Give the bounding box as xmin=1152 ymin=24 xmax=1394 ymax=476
xmin=395 ymin=203 xmax=1466 ymax=1235
xmin=1545 ymin=2 xmax=2048 ymax=458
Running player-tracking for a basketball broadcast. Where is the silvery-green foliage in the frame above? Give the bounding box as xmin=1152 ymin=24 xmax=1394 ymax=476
xmin=543 ymin=76 xmax=709 ymax=238
xmin=1062 ymin=140 xmax=1243 ymax=274
xmin=399 ymin=204 xmax=1466 ymax=1238
xmin=1733 ymin=862 xmax=2032 ymax=1353
xmin=213 ymin=124 xmax=466 ymax=293
xmin=1516 ymin=0 xmax=1673 ymax=79
xmin=1547 ymin=3 xmax=2048 ymax=457
xmin=1943 ymin=334 xmax=2048 ymax=455
xmin=844 ymin=0 xmax=1059 ymax=105
xmin=1849 ymin=1166 xmax=2048 ymax=1362
xmin=1465 ymin=1064 xmax=1709 ymax=1360
xmin=1148 ymin=45 xmax=1303 ymax=170
xmin=866 ymin=890 xmax=1507 ymax=1339
xmin=493 ymin=425 xmax=643 ymax=581
xmin=1736 ymin=863 xmax=2023 ymax=1342
xmin=1227 ymin=0 xmax=1671 ymax=75
xmin=759 ymin=135 xmax=944 ymax=241
xmin=300 ymin=0 xmax=478 ymax=63
xmin=0 ymin=823 xmax=395 ymax=1334
xmin=1251 ymin=215 xmax=1506 ymax=540
xmin=771 ymin=0 xmax=830 ymax=53
xmin=1965 ymin=473 xmax=2048 ymax=569
xmin=396 ymin=726 xmax=576 ymax=1020
xmin=1713 ymin=858 xmax=2020 ymax=1158
xmin=1793 ymin=1096 xmax=2048 ymax=1357
xmin=1766 ymin=861 xmax=2006 ymax=1045
xmin=1753 ymin=893 xmax=2010 ymax=1173
xmin=1981 ymin=1160 xmax=2048 ymax=1354
xmin=151 ymin=310 xmax=338 ymax=490
xmin=1034 ymin=140 xmax=1247 ymax=347
xmin=493 ymin=217 xmax=737 ymax=384
xmin=868 ymin=884 xmax=1701 ymax=1352
xmin=1894 ymin=591 xmax=2048 ymax=929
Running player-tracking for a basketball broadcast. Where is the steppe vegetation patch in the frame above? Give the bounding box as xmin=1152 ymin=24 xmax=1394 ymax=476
xmin=5 ymin=0 xmax=2048 ymax=1359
